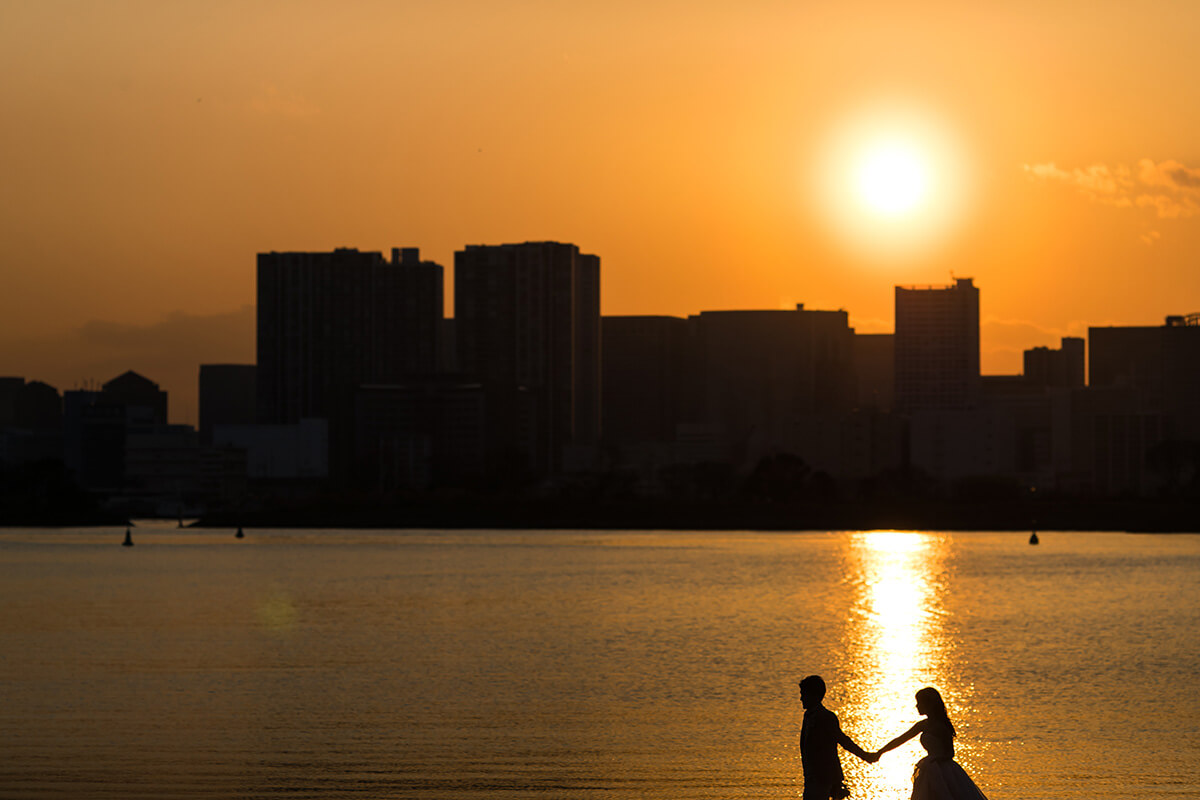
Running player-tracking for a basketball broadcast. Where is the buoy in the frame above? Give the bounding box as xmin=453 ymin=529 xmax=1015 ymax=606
xmin=1029 ymin=531 xmax=1039 ymax=545
xmin=122 ymin=528 xmax=134 ymax=547
xmin=235 ymin=526 xmax=244 ymax=539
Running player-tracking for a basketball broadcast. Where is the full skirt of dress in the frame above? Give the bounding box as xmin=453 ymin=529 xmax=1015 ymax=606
xmin=911 ymin=756 xmax=988 ymax=800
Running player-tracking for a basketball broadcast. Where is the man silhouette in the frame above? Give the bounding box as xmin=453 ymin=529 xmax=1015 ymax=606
xmin=798 ymin=675 xmax=875 ymax=800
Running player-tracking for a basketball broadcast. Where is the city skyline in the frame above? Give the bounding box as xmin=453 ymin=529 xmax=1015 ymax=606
xmin=3 ymin=245 xmax=1195 ymax=428
xmin=4 ymin=2 xmax=1200 ymax=424
xmin=4 ymin=237 xmax=1199 ymax=517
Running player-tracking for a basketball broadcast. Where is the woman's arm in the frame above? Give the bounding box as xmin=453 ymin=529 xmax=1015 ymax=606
xmin=874 ymin=720 xmax=925 ymax=758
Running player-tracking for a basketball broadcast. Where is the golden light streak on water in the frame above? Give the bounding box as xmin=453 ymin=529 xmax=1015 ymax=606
xmin=258 ymin=588 xmax=298 ymax=632
xmin=841 ymin=532 xmax=952 ymax=800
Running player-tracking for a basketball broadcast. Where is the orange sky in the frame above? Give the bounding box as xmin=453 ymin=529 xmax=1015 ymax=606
xmin=3 ymin=1 xmax=1200 ymax=423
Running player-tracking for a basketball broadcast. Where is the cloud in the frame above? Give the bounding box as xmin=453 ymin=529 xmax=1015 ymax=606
xmin=1024 ymin=158 xmax=1200 ymax=233
xmin=1023 ymin=162 xmax=1133 ymax=199
xmin=1137 ymin=159 xmax=1200 ymax=190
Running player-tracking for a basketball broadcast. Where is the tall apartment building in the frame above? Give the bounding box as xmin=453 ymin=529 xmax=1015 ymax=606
xmin=454 ymin=241 xmax=600 ymax=474
xmin=256 ymin=247 xmax=443 ymax=478
xmin=685 ymin=305 xmax=857 ymax=468
xmin=895 ymin=277 xmax=981 ymax=412
xmin=1090 ymin=314 xmax=1200 ymax=441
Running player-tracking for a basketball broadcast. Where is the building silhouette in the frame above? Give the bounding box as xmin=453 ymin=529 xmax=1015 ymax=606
xmin=895 ymin=278 xmax=980 ymax=412
xmin=0 ymin=378 xmax=22 ymax=428
xmin=0 ymin=378 xmax=63 ymax=467
xmin=853 ymin=333 xmax=895 ymax=412
xmin=1090 ymin=314 xmax=1200 ymax=441
xmin=61 ymin=371 xmax=167 ymax=496
xmin=1025 ymin=337 xmax=1085 ymax=389
xmin=354 ymin=379 xmax=522 ymax=491
xmin=102 ymin=370 xmax=168 ymax=425
xmin=602 ymin=316 xmax=691 ymax=448
xmin=256 ymin=247 xmax=443 ymax=479
xmin=685 ymin=306 xmax=857 ymax=469
xmin=454 ymin=241 xmax=600 ymax=475
xmin=199 ymin=364 xmax=256 ymax=446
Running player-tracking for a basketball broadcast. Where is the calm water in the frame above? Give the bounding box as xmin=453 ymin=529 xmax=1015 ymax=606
xmin=1 ymin=527 xmax=1198 ymax=799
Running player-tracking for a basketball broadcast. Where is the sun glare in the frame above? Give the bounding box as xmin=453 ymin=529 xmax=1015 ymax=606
xmin=856 ymin=143 xmax=929 ymax=217
xmin=809 ymin=102 xmax=972 ymax=264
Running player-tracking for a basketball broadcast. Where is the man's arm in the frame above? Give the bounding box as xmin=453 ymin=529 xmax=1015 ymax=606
xmin=836 ymin=729 xmax=876 ymax=762
xmin=831 ymin=712 xmax=877 ymax=763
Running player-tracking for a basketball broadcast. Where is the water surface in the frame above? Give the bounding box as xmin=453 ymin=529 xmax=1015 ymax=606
xmin=1 ymin=528 xmax=1197 ymax=798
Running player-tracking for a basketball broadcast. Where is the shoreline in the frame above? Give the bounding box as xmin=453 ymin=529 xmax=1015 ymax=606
xmin=188 ymin=497 xmax=1200 ymax=533
xmin=4 ymin=499 xmax=1197 ymax=533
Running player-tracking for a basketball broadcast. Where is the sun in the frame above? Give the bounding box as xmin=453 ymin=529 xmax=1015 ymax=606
xmin=855 ymin=141 xmax=930 ymax=218
xmin=808 ymin=101 xmax=973 ymax=264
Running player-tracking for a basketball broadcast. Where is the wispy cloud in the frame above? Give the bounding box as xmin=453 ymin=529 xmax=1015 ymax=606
xmin=1023 ymin=162 xmax=1134 ymax=204
xmin=1023 ymin=158 xmax=1200 ymax=237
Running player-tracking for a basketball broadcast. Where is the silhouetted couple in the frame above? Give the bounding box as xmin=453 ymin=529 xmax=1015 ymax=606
xmin=798 ymin=676 xmax=988 ymax=800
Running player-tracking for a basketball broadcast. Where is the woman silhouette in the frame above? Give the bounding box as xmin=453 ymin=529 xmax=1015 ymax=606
xmin=872 ymin=687 xmax=988 ymax=800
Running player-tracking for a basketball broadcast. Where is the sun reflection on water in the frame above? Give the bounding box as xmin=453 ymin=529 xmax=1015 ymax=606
xmin=840 ymin=532 xmax=952 ymax=800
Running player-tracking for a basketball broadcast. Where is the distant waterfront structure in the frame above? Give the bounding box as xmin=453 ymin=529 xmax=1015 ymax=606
xmin=61 ymin=371 xmax=168 ymax=494
xmin=102 ymin=370 xmax=168 ymax=425
xmin=0 ymin=378 xmax=63 ymax=467
xmin=0 ymin=378 xmax=22 ymax=427
xmin=454 ymin=241 xmax=600 ymax=474
xmin=895 ymin=277 xmax=981 ymax=412
xmin=16 ymin=381 xmax=63 ymax=432
xmin=198 ymin=364 xmax=256 ymax=446
xmin=256 ymin=247 xmax=443 ymax=478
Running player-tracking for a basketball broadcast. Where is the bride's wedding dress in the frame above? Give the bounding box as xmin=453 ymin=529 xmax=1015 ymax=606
xmin=910 ymin=726 xmax=988 ymax=800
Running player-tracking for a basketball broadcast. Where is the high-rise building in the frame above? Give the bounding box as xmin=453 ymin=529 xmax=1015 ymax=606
xmin=1089 ymin=314 xmax=1200 ymax=441
xmin=895 ymin=277 xmax=981 ymax=412
xmin=454 ymin=241 xmax=600 ymax=474
xmin=685 ymin=305 xmax=857 ymax=468
xmin=256 ymin=247 xmax=443 ymax=478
